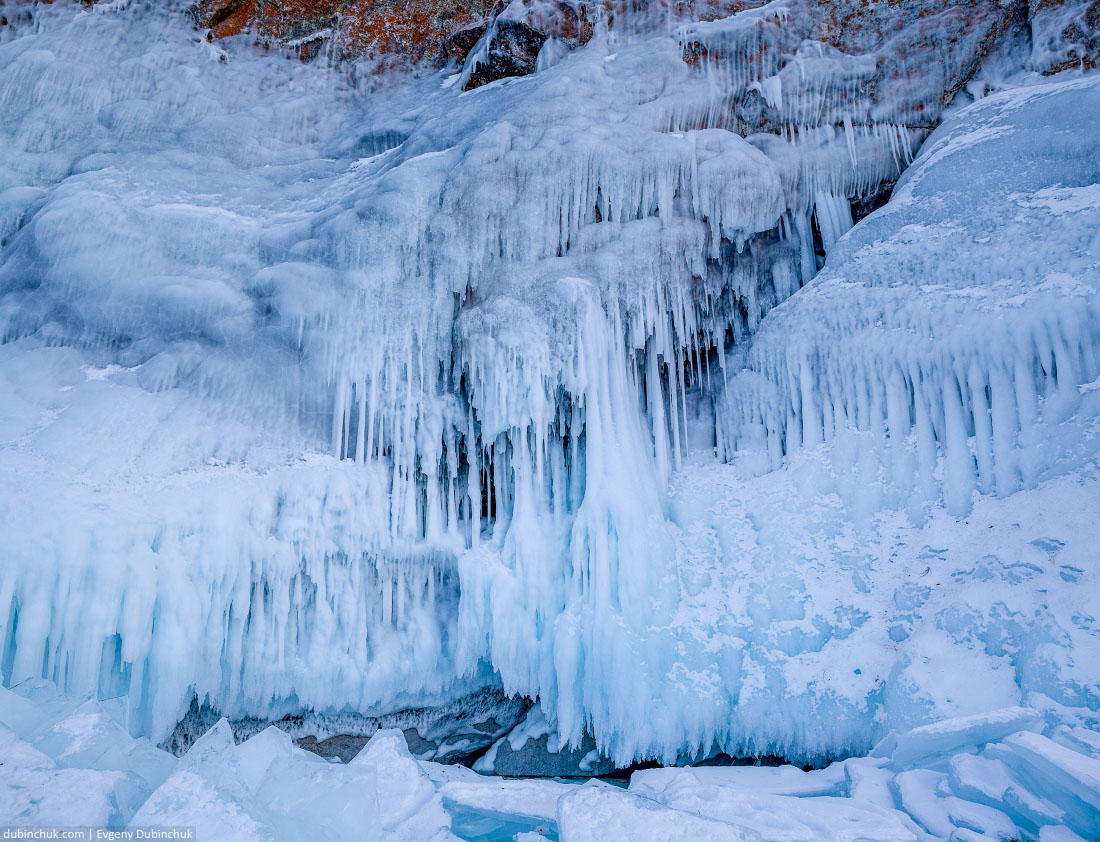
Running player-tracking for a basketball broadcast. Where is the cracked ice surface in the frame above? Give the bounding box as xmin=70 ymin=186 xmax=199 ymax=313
xmin=0 ymin=0 xmax=1098 ymax=771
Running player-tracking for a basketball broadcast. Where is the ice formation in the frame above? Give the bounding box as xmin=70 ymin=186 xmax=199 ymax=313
xmin=0 ymin=0 xmax=1098 ymax=776
xmin=5 ymin=680 xmax=1100 ymax=841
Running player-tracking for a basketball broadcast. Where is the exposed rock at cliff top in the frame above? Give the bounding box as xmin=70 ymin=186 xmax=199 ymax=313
xmin=177 ymin=0 xmax=1099 ymax=88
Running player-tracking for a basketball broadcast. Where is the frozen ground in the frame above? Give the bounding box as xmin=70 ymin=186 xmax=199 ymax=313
xmin=0 ymin=0 xmax=1098 ymax=795
xmin=3 ymin=679 xmax=1100 ymax=841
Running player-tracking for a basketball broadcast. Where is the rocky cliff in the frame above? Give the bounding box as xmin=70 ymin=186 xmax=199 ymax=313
xmin=176 ymin=0 xmax=1100 ymax=87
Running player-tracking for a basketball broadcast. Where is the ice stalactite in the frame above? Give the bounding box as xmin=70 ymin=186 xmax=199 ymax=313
xmin=719 ymin=74 xmax=1100 ymax=519
xmin=2 ymin=0 xmax=1093 ymax=767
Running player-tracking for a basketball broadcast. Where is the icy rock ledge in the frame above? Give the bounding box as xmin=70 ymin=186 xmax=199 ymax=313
xmin=473 ymin=705 xmax=617 ymax=777
xmin=4 ymin=680 xmax=1100 ymax=841
xmin=165 ymin=687 xmax=531 ymax=764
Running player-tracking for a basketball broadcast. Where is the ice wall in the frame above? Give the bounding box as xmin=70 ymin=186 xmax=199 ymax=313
xmin=720 ymin=74 xmax=1100 ymax=518
xmin=0 ymin=0 xmax=1096 ymax=765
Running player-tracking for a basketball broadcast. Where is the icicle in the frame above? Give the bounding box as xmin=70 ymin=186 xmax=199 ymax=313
xmin=988 ymin=366 xmax=1020 ymax=497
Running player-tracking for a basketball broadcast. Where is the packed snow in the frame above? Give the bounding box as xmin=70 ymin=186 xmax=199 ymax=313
xmin=0 ymin=0 xmax=1098 ymax=794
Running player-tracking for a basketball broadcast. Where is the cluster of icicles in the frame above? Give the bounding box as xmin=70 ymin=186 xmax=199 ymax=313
xmin=8 ymin=0 xmax=1074 ymax=759
xmin=317 ymin=14 xmax=927 ymax=556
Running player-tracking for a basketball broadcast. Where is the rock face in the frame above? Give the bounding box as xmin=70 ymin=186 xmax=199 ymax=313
xmin=184 ymin=0 xmax=1100 ymax=95
xmin=459 ymin=0 xmax=603 ymax=88
xmin=189 ymin=0 xmax=494 ymax=66
xmin=1031 ymin=0 xmax=1100 ymax=72
xmin=163 ymin=688 xmax=529 ymax=766
xmin=186 ymin=0 xmax=601 ymax=76
xmin=678 ymin=0 xmax=1032 ymax=137
xmin=473 ymin=708 xmax=617 ymax=777
xmin=463 ymin=17 xmax=547 ymax=87
xmin=290 ymin=691 xmax=531 ymax=765
xmin=444 ymin=16 xmax=488 ymax=61
xmin=189 ymin=0 xmax=258 ymax=39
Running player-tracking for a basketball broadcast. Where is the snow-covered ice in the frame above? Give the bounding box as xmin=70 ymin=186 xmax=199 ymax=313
xmin=0 ymin=0 xmax=1098 ymax=801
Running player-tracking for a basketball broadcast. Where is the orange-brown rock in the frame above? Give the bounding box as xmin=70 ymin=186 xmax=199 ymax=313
xmin=509 ymin=0 xmax=597 ymax=45
xmin=445 ymin=18 xmax=488 ymax=62
xmin=191 ymin=0 xmax=257 ymax=38
xmin=334 ymin=0 xmax=491 ymax=66
xmin=184 ymin=0 xmax=1099 ymax=83
xmin=188 ymin=0 xmax=491 ymax=66
xmin=255 ymin=0 xmax=342 ymax=40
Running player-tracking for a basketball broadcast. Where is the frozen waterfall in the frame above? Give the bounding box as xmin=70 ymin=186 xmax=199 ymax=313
xmin=0 ymin=0 xmax=1098 ymax=776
